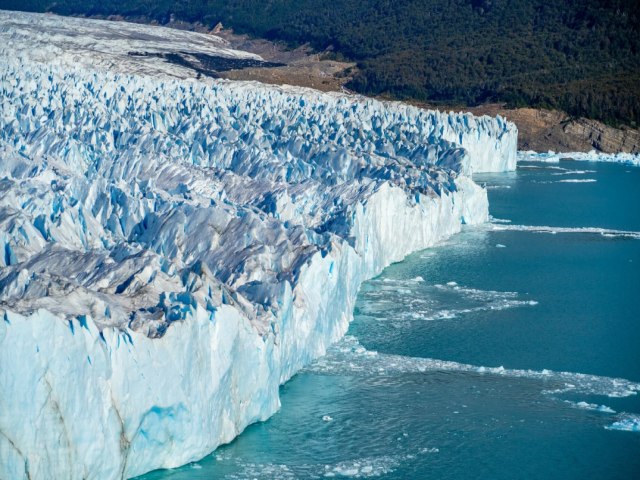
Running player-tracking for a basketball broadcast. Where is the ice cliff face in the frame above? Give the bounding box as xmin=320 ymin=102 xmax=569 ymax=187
xmin=0 ymin=11 xmax=516 ymax=480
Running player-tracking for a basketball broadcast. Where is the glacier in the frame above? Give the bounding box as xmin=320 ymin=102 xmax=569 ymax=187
xmin=0 ymin=11 xmax=517 ymax=479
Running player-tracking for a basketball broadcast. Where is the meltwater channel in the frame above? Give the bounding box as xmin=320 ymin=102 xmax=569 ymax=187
xmin=142 ymin=159 xmax=640 ymax=479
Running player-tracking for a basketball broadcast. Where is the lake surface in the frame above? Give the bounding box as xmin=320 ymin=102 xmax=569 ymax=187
xmin=143 ymin=160 xmax=640 ymax=479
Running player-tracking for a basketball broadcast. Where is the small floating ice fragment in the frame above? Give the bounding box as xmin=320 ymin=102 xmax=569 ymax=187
xmin=605 ymin=415 xmax=640 ymax=432
xmin=558 ymin=178 xmax=597 ymax=183
xmin=564 ymin=400 xmax=616 ymax=413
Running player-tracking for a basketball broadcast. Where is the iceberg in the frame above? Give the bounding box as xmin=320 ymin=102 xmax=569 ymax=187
xmin=0 ymin=10 xmax=517 ymax=479
xmin=605 ymin=415 xmax=640 ymax=433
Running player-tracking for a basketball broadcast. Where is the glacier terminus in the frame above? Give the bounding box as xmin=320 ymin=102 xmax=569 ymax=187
xmin=0 ymin=11 xmax=518 ymax=479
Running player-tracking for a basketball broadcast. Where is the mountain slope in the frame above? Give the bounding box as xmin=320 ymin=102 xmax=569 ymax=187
xmin=3 ymin=0 xmax=639 ymax=128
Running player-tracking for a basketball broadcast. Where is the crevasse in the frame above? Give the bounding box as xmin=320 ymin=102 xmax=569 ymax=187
xmin=0 ymin=15 xmax=516 ymax=480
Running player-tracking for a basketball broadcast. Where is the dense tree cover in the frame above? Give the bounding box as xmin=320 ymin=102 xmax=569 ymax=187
xmin=4 ymin=0 xmax=639 ymax=127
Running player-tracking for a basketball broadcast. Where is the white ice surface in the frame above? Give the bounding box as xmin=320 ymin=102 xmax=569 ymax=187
xmin=0 ymin=10 xmax=259 ymax=79
xmin=0 ymin=11 xmax=516 ymax=480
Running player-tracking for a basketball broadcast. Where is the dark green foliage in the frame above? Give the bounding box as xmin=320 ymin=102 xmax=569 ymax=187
xmin=3 ymin=0 xmax=639 ymax=127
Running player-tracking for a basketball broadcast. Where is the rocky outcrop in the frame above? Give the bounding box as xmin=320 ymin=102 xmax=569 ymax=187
xmin=450 ymin=104 xmax=639 ymax=155
xmin=561 ymin=118 xmax=639 ymax=154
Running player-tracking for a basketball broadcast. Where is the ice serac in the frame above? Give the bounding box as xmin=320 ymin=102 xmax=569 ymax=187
xmin=0 ymin=11 xmax=516 ymax=480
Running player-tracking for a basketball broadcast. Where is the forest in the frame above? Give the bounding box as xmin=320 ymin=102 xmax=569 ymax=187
xmin=3 ymin=0 xmax=639 ymax=127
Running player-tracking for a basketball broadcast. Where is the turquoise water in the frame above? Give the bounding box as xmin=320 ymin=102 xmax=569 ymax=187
xmin=143 ymin=161 xmax=640 ymax=479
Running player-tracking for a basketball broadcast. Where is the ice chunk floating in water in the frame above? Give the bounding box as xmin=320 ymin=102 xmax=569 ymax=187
xmin=0 ymin=10 xmax=518 ymax=480
xmin=518 ymin=150 xmax=640 ymax=167
xmin=605 ymin=415 xmax=640 ymax=433
xmin=557 ymin=178 xmax=597 ymax=183
xmin=563 ymin=401 xmax=616 ymax=414
xmin=359 ymin=278 xmax=538 ymax=323
xmin=308 ymin=336 xmax=640 ymax=399
xmin=488 ymin=224 xmax=640 ymax=239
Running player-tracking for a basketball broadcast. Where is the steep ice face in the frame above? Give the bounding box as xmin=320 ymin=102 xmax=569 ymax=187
xmin=0 ymin=11 xmax=515 ymax=480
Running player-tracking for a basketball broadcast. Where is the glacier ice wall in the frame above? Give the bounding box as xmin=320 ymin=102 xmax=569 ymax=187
xmin=0 ymin=11 xmax=516 ymax=480
xmin=0 ymin=9 xmax=517 ymax=175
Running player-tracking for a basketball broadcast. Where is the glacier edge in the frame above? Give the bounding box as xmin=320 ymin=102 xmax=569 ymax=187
xmin=0 ymin=11 xmax=516 ymax=480
xmin=0 ymin=178 xmax=488 ymax=480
